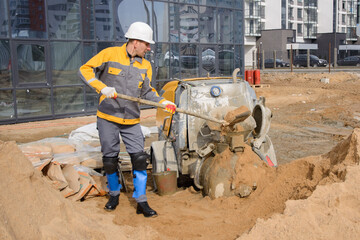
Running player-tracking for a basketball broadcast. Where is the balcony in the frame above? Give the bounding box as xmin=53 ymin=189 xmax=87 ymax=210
xmin=303 ymin=25 xmax=317 ymax=39
xmin=245 ymin=11 xmax=262 ymax=19
xmin=245 ymin=27 xmax=261 ymax=37
xmin=304 ymin=0 xmax=317 ymax=8
xmin=346 ymin=27 xmax=357 ymax=41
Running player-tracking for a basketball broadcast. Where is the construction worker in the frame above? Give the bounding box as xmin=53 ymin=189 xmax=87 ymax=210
xmin=78 ymin=22 xmax=176 ymax=217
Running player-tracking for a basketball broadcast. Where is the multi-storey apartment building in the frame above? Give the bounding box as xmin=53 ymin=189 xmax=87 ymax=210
xmin=318 ymin=0 xmax=359 ymax=60
xmin=245 ymin=0 xmax=360 ymax=67
xmin=245 ymin=0 xmax=320 ymax=67
xmin=318 ymin=0 xmax=358 ymax=42
xmin=244 ymin=0 xmax=265 ymax=66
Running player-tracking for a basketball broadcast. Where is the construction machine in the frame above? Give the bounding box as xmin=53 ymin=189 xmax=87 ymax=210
xmin=150 ymin=69 xmax=277 ymax=198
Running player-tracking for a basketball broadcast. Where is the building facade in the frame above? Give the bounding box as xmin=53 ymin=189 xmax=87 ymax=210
xmin=318 ymin=0 xmax=358 ymax=42
xmin=244 ymin=0 xmax=265 ymax=67
xmin=245 ymin=0 xmax=360 ymax=67
xmin=0 ymin=0 xmax=245 ymax=124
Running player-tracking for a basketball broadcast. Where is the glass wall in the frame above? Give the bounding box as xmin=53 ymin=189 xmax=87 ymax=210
xmin=0 ymin=0 xmax=244 ymax=124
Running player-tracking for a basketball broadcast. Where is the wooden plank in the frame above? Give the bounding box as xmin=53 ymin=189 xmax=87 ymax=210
xmin=251 ymin=84 xmax=270 ymax=89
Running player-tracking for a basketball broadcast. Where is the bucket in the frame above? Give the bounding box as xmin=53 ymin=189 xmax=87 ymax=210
xmin=152 ymin=171 xmax=177 ymax=196
xmin=254 ymin=69 xmax=261 ymax=85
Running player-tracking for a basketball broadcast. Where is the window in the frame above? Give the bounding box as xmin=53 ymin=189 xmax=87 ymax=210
xmin=199 ymin=6 xmax=216 ymax=43
xmin=289 ymin=7 xmax=293 ymax=18
xmin=297 ymin=8 xmax=302 ymax=20
xmin=48 ymin=0 xmax=81 ymax=40
xmin=297 ymin=23 xmax=302 ymax=34
xmin=51 ymin=42 xmax=82 ymax=85
xmin=11 ymin=0 xmax=47 ymax=39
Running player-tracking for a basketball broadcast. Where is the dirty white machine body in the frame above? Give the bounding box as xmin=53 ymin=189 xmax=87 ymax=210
xmin=151 ymin=69 xmax=277 ymax=195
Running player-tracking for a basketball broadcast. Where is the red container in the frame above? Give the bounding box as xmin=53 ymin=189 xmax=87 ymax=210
xmin=246 ymin=70 xmax=254 ymax=85
xmin=254 ymin=69 xmax=261 ymax=85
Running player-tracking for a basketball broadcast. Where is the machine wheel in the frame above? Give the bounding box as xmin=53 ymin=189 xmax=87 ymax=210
xmin=313 ymin=63 xmax=318 ymax=67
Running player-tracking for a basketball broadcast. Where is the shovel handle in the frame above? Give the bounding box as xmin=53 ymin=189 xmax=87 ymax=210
xmin=114 ymin=93 xmax=226 ymax=125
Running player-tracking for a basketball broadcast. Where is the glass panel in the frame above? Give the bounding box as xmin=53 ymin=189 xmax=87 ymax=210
xmin=0 ymin=1 xmax=9 ymax=37
xmin=234 ymin=0 xmax=243 ymax=9
xmin=85 ymin=85 xmax=98 ymax=112
xmin=218 ymin=0 xmax=233 ymax=8
xmin=155 ymin=43 xmax=170 ymax=80
xmin=97 ymin=42 xmax=114 ymax=53
xmin=10 ymin=0 xmax=47 ymax=38
xmin=180 ymin=44 xmax=198 ymax=78
xmin=83 ymin=42 xmax=96 ymax=63
xmin=48 ymin=0 xmax=81 ymax=40
xmin=0 ymin=40 xmax=12 ymax=88
xmin=199 ymin=0 xmax=216 ymax=6
xmin=17 ymin=44 xmax=46 ymax=84
xmin=51 ymin=41 xmax=82 ymax=85
xmin=81 ymin=0 xmax=95 ymax=39
xmin=234 ymin=45 xmax=243 ymax=75
xmin=154 ymin=2 xmax=169 ymax=42
xmin=234 ymin=10 xmax=243 ymax=44
xmin=116 ymin=0 xmax=152 ymax=42
xmin=170 ymin=44 xmax=180 ymax=79
xmin=169 ymin=3 xmax=180 ymax=42
xmin=0 ymin=90 xmax=14 ymax=120
xmin=218 ymin=45 xmax=234 ymax=76
xmin=54 ymin=87 xmax=84 ymax=114
xmin=179 ymin=0 xmax=199 ymax=4
xmin=179 ymin=5 xmax=199 ymax=43
xmin=218 ymin=9 xmax=233 ymax=43
xmin=201 ymin=46 xmax=216 ymax=76
xmin=199 ymin=6 xmax=216 ymax=43
xmin=94 ymin=0 xmax=115 ymax=41
xmin=16 ymin=88 xmax=51 ymax=118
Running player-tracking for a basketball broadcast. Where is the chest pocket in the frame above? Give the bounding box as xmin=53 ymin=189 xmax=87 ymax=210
xmin=108 ymin=67 xmax=122 ymax=75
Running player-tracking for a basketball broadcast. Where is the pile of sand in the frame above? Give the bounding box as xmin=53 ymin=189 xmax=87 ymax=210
xmin=0 ymin=128 xmax=359 ymax=239
xmin=0 ymin=140 xmax=157 ymax=240
xmin=238 ymin=128 xmax=360 ymax=240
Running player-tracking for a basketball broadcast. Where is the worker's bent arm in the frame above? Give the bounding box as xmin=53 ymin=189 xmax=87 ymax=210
xmin=78 ymin=49 xmax=110 ymax=93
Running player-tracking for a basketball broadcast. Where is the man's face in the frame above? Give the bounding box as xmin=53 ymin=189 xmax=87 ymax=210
xmin=134 ymin=40 xmax=151 ymax=58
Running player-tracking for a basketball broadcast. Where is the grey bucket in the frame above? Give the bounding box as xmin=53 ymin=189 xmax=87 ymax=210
xmin=152 ymin=171 xmax=177 ymax=196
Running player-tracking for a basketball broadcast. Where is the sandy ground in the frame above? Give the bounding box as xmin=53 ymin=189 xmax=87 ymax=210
xmin=0 ymin=71 xmax=360 ymax=239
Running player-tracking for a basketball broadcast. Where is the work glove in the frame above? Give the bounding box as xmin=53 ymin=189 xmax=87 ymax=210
xmin=162 ymin=100 xmax=176 ymax=114
xmin=101 ymin=87 xmax=117 ymax=99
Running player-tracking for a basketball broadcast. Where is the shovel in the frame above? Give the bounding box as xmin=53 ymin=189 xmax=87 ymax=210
xmin=114 ymin=93 xmax=250 ymax=126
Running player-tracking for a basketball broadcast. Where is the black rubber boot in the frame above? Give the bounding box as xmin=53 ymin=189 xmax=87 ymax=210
xmin=104 ymin=195 xmax=119 ymax=211
xmin=136 ymin=201 xmax=158 ymax=217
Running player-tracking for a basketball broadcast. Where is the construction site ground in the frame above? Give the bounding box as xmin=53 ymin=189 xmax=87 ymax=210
xmin=0 ymin=71 xmax=360 ymax=239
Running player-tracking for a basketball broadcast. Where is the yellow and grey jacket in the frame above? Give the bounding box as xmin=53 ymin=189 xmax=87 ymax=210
xmin=78 ymin=43 xmax=165 ymax=125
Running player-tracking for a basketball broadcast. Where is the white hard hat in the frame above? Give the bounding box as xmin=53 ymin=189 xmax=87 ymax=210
xmin=125 ymin=22 xmax=155 ymax=44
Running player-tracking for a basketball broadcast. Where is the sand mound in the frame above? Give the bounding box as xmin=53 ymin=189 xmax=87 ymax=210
xmin=237 ymin=128 xmax=360 ymax=240
xmin=1 ymin=127 xmax=360 ymax=239
xmin=262 ymin=71 xmax=358 ymax=85
xmin=0 ymin=141 xmax=158 ymax=240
